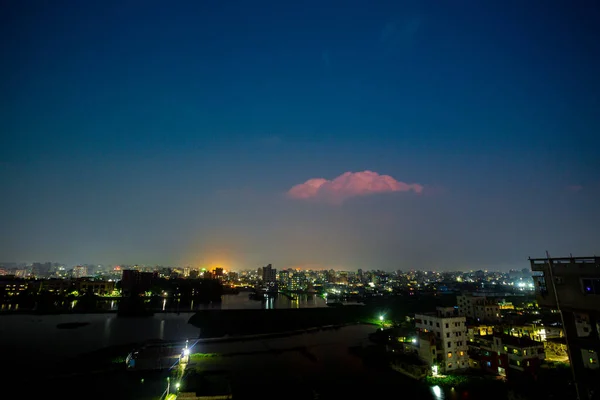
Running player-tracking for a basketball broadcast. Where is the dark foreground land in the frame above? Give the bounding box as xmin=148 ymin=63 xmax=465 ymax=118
xmin=187 ymin=305 xmax=373 ymax=337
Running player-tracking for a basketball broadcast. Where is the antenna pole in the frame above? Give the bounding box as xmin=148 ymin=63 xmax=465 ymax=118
xmin=546 ymin=251 xmax=581 ymax=400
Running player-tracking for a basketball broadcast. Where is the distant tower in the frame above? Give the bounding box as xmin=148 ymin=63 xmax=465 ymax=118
xmin=262 ymin=264 xmax=276 ymax=283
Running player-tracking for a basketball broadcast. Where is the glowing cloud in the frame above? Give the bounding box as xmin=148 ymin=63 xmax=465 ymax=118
xmin=287 ymin=170 xmax=423 ymax=204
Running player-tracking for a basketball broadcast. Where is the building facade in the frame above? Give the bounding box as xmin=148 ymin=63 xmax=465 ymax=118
xmin=457 ymin=293 xmax=501 ymax=322
xmin=531 ymin=256 xmax=600 ymax=400
xmin=469 ymin=334 xmax=545 ymax=379
xmin=415 ymin=306 xmax=469 ymax=373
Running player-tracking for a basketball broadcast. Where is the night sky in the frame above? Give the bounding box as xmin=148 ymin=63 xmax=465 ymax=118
xmin=1 ymin=1 xmax=599 ymax=271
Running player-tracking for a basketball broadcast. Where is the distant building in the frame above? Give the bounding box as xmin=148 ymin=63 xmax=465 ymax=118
xmin=531 ymin=256 xmax=600 ymax=399
xmin=76 ymin=279 xmax=115 ymax=295
xmin=457 ymin=293 xmax=501 ymax=322
xmin=415 ymin=306 xmax=469 ymax=373
xmin=0 ymin=278 xmax=28 ymax=295
xmin=288 ymin=272 xmax=306 ymax=292
xmin=261 ymin=264 xmax=276 ymax=283
xmin=31 ymin=279 xmax=73 ymax=294
xmin=327 ymin=269 xmax=336 ymax=283
xmin=32 ymin=262 xmax=52 ymax=278
xmin=121 ymin=270 xmax=155 ymax=296
xmin=72 ymin=265 xmax=88 ymax=279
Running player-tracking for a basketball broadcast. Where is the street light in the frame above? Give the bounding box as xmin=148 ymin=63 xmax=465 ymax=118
xmin=379 ymin=315 xmax=384 ymax=321
xmin=166 ymin=377 xmax=170 ymax=396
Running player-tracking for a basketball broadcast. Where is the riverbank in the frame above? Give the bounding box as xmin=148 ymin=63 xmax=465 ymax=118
xmin=188 ymin=305 xmax=372 ymax=337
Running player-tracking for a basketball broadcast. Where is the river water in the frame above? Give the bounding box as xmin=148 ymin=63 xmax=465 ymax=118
xmin=0 ymin=294 xmax=328 ymax=361
xmin=0 ymin=294 xmax=473 ymax=400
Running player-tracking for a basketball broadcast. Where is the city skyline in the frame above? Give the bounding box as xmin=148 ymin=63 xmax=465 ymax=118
xmin=2 ymin=1 xmax=599 ymax=271
xmin=0 ymin=259 xmax=551 ymax=274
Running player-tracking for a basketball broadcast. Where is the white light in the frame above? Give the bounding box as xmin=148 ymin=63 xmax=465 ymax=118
xmin=432 ymin=385 xmax=442 ymax=399
xmin=379 ymin=315 xmax=384 ymax=321
xmin=412 ymin=338 xmax=417 ymax=344
xmin=183 ymin=348 xmax=190 ymax=356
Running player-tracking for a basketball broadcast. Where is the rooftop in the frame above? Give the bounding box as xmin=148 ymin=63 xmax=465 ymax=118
xmin=495 ymin=333 xmax=543 ymax=348
xmin=529 ymin=256 xmax=600 ymax=265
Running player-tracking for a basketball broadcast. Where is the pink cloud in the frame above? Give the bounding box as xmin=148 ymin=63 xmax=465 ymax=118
xmin=287 ymin=170 xmax=423 ymax=204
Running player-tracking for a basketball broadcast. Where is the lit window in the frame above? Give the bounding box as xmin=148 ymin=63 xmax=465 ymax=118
xmin=448 ymin=352 xmax=452 ymax=358
xmin=460 ymin=351 xmax=464 ymax=356
xmin=591 ymin=358 xmax=597 ymax=364
xmin=517 ymin=361 xmax=521 ymax=366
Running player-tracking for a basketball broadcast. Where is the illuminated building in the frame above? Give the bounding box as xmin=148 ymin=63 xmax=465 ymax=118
xmin=468 ymin=334 xmax=545 ymax=378
xmin=415 ymin=307 xmax=469 ymax=373
xmin=457 ymin=293 xmax=501 ymax=322
xmin=72 ymin=265 xmax=88 ymax=279
xmin=76 ymin=279 xmax=115 ymax=295
xmin=0 ymin=278 xmax=28 ymax=295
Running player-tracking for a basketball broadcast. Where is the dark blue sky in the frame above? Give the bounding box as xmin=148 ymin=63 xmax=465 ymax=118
xmin=1 ymin=1 xmax=599 ymax=271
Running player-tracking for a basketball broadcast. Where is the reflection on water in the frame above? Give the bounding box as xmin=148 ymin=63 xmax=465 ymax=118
xmin=0 ymin=294 xmax=328 ymax=363
xmin=0 ymin=293 xmax=327 ymax=313
xmin=212 ymin=293 xmax=326 ymax=310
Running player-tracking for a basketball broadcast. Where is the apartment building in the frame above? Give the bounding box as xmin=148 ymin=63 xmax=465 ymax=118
xmin=415 ymin=306 xmax=469 ymax=373
xmin=469 ymin=334 xmax=545 ymax=379
xmin=457 ymin=293 xmax=501 ymax=322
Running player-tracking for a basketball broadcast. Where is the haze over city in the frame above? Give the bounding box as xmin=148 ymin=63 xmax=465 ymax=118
xmin=2 ymin=1 xmax=599 ymax=271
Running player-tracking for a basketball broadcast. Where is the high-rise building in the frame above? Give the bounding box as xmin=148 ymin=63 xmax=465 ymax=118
xmin=72 ymin=265 xmax=88 ymax=279
xmin=530 ymin=256 xmax=600 ymax=400
xmin=261 ymin=264 xmax=276 ymax=283
xmin=415 ymin=307 xmax=469 ymax=373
